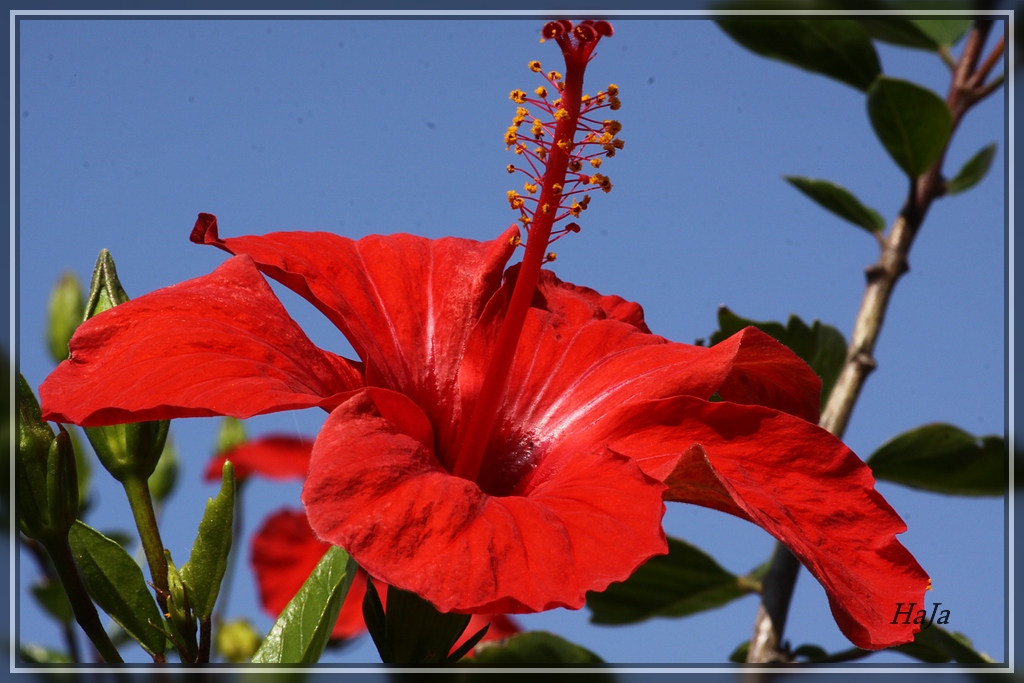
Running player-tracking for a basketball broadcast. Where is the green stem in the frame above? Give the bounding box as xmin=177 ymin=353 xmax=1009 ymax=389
xmin=43 ymin=537 xmax=123 ymax=663
xmin=122 ymin=474 xmax=168 ymax=612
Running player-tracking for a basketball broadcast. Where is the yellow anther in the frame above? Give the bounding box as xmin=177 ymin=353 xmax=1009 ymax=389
xmin=519 ymin=215 xmax=532 ymax=225
xmin=609 ymin=97 xmax=621 ymax=111
xmin=504 ymin=127 xmax=518 ymax=147
xmin=529 ymin=60 xmax=542 ymax=72
xmin=607 ymin=84 xmax=619 ymax=96
xmin=570 ymin=200 xmax=584 ymax=217
xmin=552 ymin=183 xmax=563 ymax=195
xmin=509 ymin=89 xmax=528 ymax=104
xmin=554 ymin=108 xmax=569 ymax=121
xmin=506 ymin=164 xmax=515 ymax=174
xmin=517 ymin=107 xmax=529 ymax=118
xmin=531 ymin=120 xmax=544 ymax=138
xmin=515 ymin=144 xmax=526 ymax=155
xmin=557 ymin=139 xmax=572 ymax=153
xmin=509 ymin=234 xmax=522 ymax=246
xmin=548 ymin=71 xmax=562 ymax=82
xmin=524 ymin=182 xmax=538 ymax=194
xmin=581 ymin=94 xmax=591 ymax=104
xmin=507 ymin=190 xmax=525 ymax=209
xmin=598 ymin=132 xmax=614 ymax=145
xmin=589 ymin=158 xmax=603 ymax=168
xmin=535 ymin=86 xmax=548 ymax=98
xmin=552 ymin=98 xmax=562 ymax=108
xmin=604 ymin=120 xmax=622 ymax=135
xmin=541 ymin=203 xmax=551 ymax=214
xmin=545 ymin=252 xmax=557 ymax=262
xmin=535 ymin=146 xmax=547 ymax=160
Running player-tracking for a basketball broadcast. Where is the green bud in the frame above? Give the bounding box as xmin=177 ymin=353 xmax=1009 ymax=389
xmin=84 ymin=249 xmax=129 ymax=319
xmin=79 ymin=249 xmax=171 ymax=481
xmin=46 ymin=426 xmax=79 ymax=535
xmin=148 ymin=435 xmax=179 ymax=505
xmin=46 ymin=272 xmax=84 ymax=363
xmin=215 ymin=417 xmax=247 ymax=455
xmin=86 ymin=420 xmax=170 ymax=483
xmin=215 ymin=619 xmax=262 ymax=663
xmin=17 ymin=377 xmax=78 ymax=541
xmin=165 ymin=550 xmax=198 ymax=659
xmin=17 ymin=375 xmax=54 ymax=540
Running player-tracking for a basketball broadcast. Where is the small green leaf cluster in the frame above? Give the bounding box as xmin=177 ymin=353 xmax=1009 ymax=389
xmin=718 ymin=16 xmax=998 ymax=239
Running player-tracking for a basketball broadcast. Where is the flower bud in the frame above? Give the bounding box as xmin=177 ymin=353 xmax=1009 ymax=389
xmin=17 ymin=376 xmax=78 ymax=541
xmin=148 ymin=436 xmax=179 ymax=505
xmin=86 ymin=421 xmax=169 ymax=483
xmin=46 ymin=426 xmax=79 ymax=535
xmin=215 ymin=417 xmax=247 ymax=456
xmin=17 ymin=375 xmax=54 ymax=540
xmin=46 ymin=272 xmax=84 ymax=363
xmin=165 ymin=550 xmax=198 ymax=657
xmin=80 ymin=250 xmax=171 ymax=482
xmin=215 ymin=619 xmax=262 ymax=663
xmin=84 ymin=249 xmax=129 ymax=319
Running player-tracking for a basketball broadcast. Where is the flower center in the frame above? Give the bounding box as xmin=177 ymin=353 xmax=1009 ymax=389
xmin=451 ymin=20 xmax=624 ymax=484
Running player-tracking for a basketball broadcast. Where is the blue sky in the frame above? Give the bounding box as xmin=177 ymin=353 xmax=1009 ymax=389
xmin=14 ymin=16 xmax=1007 ymax=666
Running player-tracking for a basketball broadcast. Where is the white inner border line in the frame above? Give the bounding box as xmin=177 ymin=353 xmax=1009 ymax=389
xmin=8 ymin=6 xmax=1014 ymax=675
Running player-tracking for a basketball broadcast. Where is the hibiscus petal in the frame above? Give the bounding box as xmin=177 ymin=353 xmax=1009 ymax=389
xmin=596 ymin=395 xmax=929 ymax=650
xmin=301 ymin=387 xmax=668 ymax=615
xmin=191 ymin=214 xmax=517 ymax=446
xmin=204 ymin=435 xmax=314 ymax=482
xmin=462 ymin=273 xmax=821 ymax=493
xmin=40 ymin=255 xmax=363 ymax=427
xmin=251 ymin=508 xmax=367 ymax=640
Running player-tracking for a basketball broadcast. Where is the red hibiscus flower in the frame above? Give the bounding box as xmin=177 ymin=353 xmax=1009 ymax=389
xmin=207 ymin=435 xmax=520 ymax=647
xmin=40 ymin=19 xmax=926 ymax=652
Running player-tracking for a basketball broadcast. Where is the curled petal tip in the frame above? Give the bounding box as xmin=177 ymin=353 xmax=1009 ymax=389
xmin=191 ymin=212 xmax=220 ymax=245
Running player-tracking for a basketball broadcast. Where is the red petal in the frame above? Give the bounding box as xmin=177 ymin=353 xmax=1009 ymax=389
xmin=204 ymin=435 xmax=314 ymax=482
xmin=601 ymin=396 xmax=929 ymax=650
xmin=460 ymin=274 xmax=821 ymax=493
xmin=40 ymin=255 xmax=363 ymax=427
xmin=191 ymin=214 xmax=517 ymax=448
xmin=250 ymin=508 xmax=367 ymax=640
xmin=301 ymin=388 xmax=668 ymax=615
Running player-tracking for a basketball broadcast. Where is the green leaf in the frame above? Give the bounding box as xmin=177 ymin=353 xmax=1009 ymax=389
xmin=68 ymin=520 xmax=167 ymax=656
xmin=911 ymin=19 xmax=972 ymax=48
xmin=31 ymin=579 xmax=74 ymax=624
xmin=251 ymin=545 xmax=356 ymax=664
xmin=710 ymin=307 xmax=847 ymax=409
xmin=947 ymin=143 xmax=997 ymax=195
xmin=180 ymin=461 xmax=235 ymax=620
xmin=858 ymin=19 xmax=939 ymax=50
xmin=859 ymin=19 xmax=971 ymax=51
xmin=471 ymin=631 xmax=605 ymax=664
xmin=728 ymin=641 xmax=749 ymax=663
xmin=384 ymin=585 xmax=472 ymax=664
xmin=894 ymin=625 xmax=994 ymax=663
xmin=20 ymin=643 xmax=73 ymax=664
xmin=784 ymin=176 xmax=886 ymax=234
xmin=867 ymin=424 xmax=1004 ymax=496
xmin=587 ymin=536 xmax=758 ymax=625
xmin=716 ymin=19 xmax=881 ymax=91
xmin=866 ymin=77 xmax=952 ymax=178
